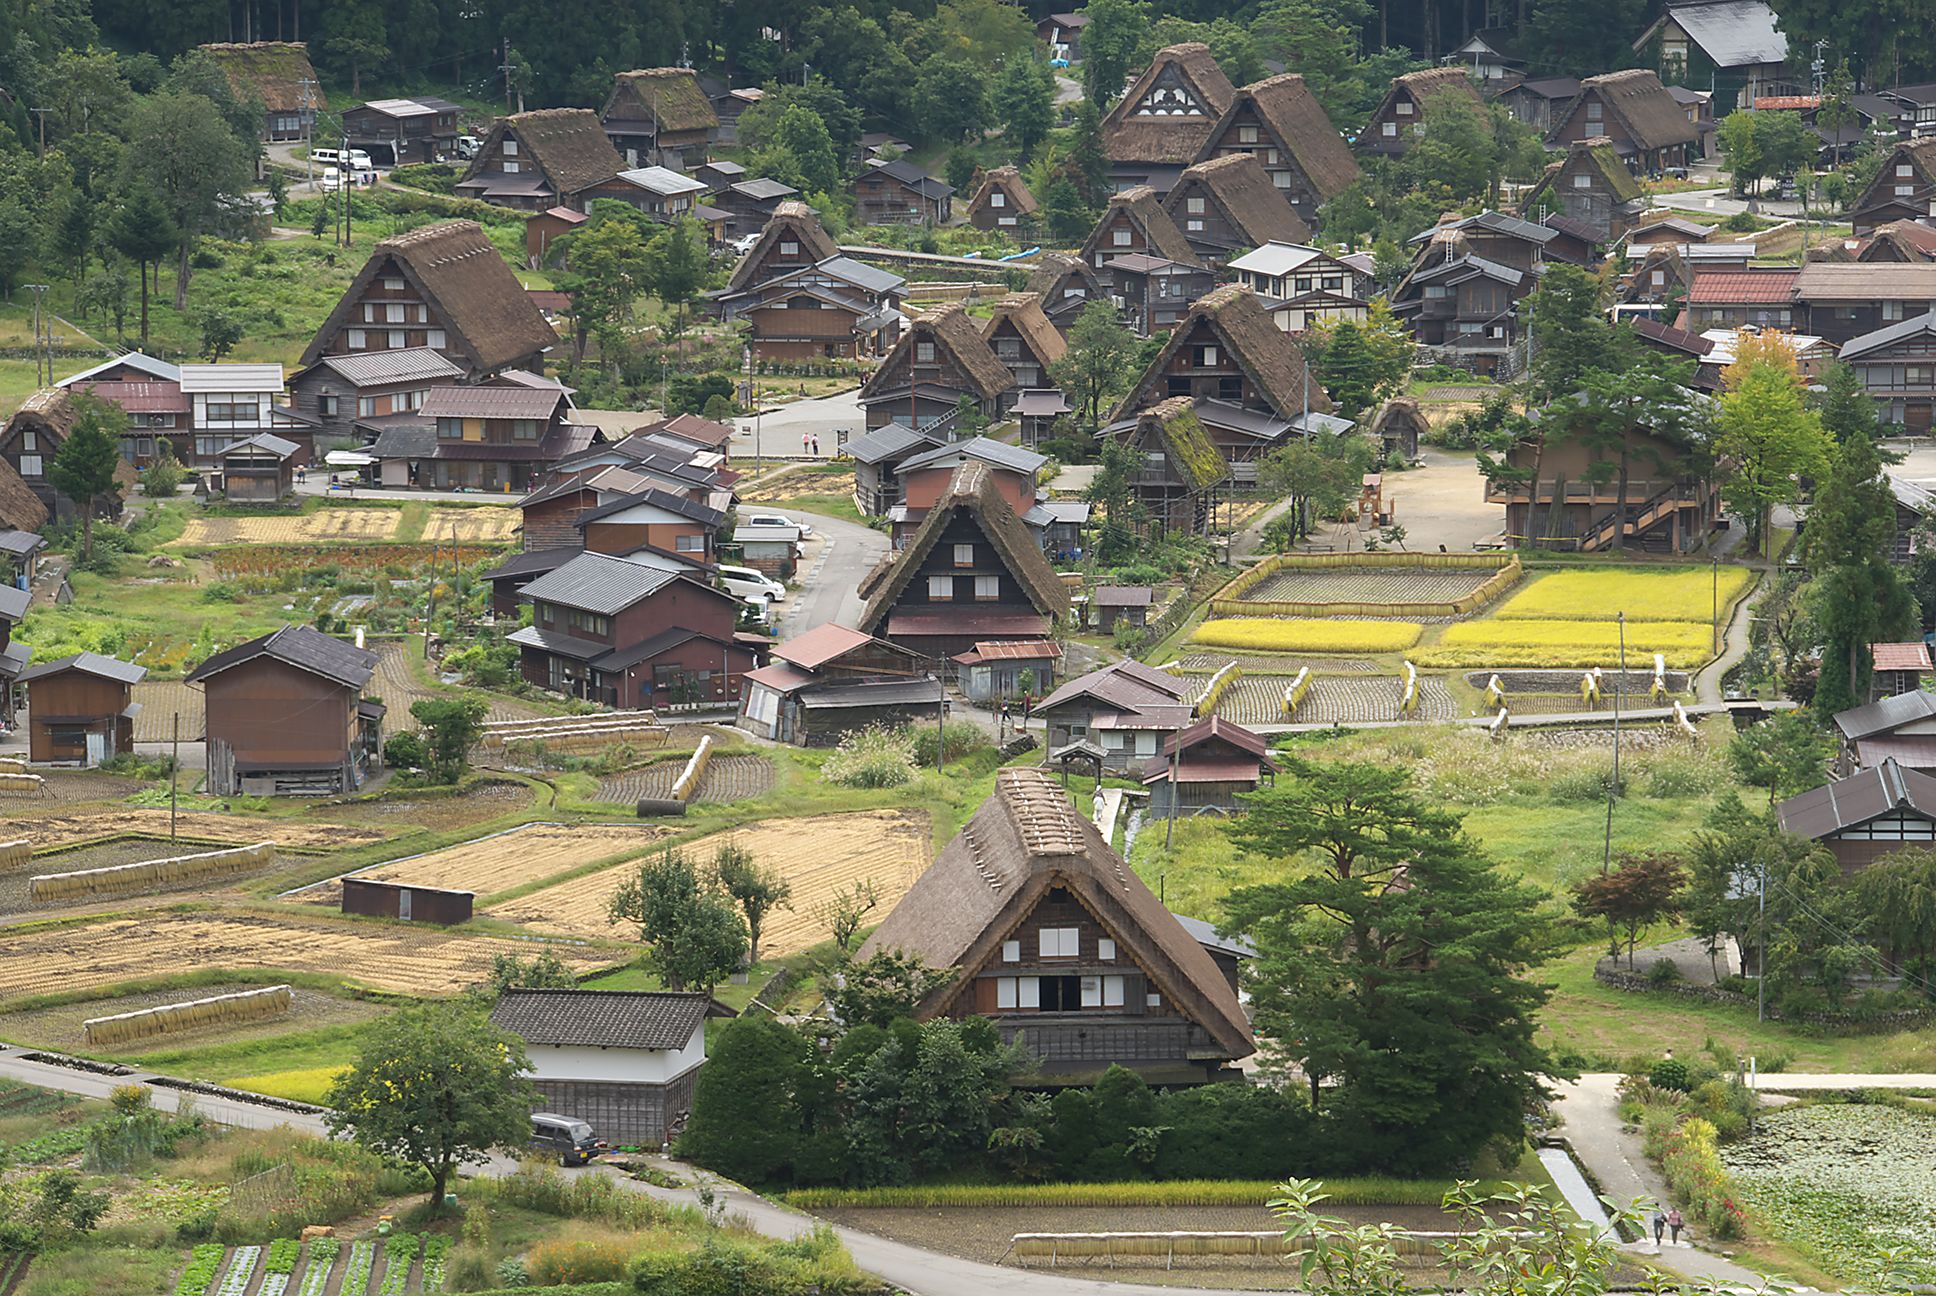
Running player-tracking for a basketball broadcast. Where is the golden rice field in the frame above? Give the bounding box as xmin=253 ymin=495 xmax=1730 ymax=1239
xmin=1412 ymin=619 xmax=1715 ymax=669
xmin=424 ymin=506 xmax=522 ymax=544
xmin=1191 ymin=619 xmax=1424 ymax=654
xmin=1492 ymin=567 xmax=1753 ymax=623
xmin=489 ymin=810 xmax=931 ymax=956
xmin=11 ymin=809 xmax=387 ymax=852
xmin=0 ymin=912 xmax=616 ymax=1001
xmin=171 ymin=509 xmax=402 ymax=547
xmin=343 ymin=822 xmax=672 ymax=899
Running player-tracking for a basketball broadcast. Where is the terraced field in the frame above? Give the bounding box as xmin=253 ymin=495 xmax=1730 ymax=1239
xmin=318 ymin=822 xmax=671 ymax=902
xmin=0 ymin=770 xmax=144 ymax=807
xmin=1203 ymin=675 xmax=1457 ymax=725
xmin=12 ymin=809 xmax=385 ymax=852
xmin=594 ymin=755 xmax=777 ymax=805
xmin=424 ymin=506 xmax=522 ymax=544
xmin=1244 ymin=567 xmax=1499 ymax=603
xmin=0 ymin=836 xmax=281 ymax=914
xmin=171 ymin=509 xmax=402 ymax=547
xmin=370 ymin=644 xmax=545 ymax=726
xmin=490 ymin=810 xmax=930 ymax=956
xmin=1177 ymin=653 xmax=1379 ymax=674
xmin=0 ymin=912 xmax=617 ymax=1000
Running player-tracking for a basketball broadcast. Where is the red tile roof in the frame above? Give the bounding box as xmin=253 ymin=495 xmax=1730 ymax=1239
xmin=773 ymin=622 xmax=874 ymax=669
xmin=1686 ymin=269 xmax=1798 ymax=304
xmin=1872 ymin=641 xmax=1933 ymax=672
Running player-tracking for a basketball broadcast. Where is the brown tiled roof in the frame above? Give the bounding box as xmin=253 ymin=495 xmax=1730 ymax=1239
xmin=606 ymin=68 xmax=719 ymax=135
xmin=197 ymin=42 xmax=318 ymax=113
xmin=1089 ymin=185 xmax=1203 ymax=269
xmin=1629 ymin=317 xmax=1715 ymax=356
xmin=1219 ymin=74 xmax=1359 ymax=200
xmin=983 ymin=293 xmax=1068 ymax=370
xmin=857 ymin=767 xmax=1254 ymax=1062
xmin=1561 ymin=70 xmax=1698 ymax=152
xmin=969 ymin=165 xmax=1039 ymax=216
xmin=469 ymin=109 xmax=625 ymax=198
xmin=1102 ymin=43 xmax=1238 ymax=165
xmin=1873 ymin=641 xmax=1933 ymax=673
xmin=301 ymin=221 xmax=559 ymax=376
xmin=1686 ymin=268 xmax=1798 ymax=304
xmin=725 ymin=201 xmax=839 ymax=294
xmin=863 ymin=303 xmax=1015 ymax=405
xmin=858 ymin=460 xmax=1070 ymax=634
xmin=1167 ymin=152 xmax=1310 ymax=246
xmin=1115 ymin=284 xmax=1330 ymax=422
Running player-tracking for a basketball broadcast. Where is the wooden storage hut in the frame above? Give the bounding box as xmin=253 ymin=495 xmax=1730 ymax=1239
xmin=19 ymin=652 xmax=145 ymax=766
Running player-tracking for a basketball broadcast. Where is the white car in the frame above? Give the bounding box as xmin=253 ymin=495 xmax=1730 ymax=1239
xmin=319 ymin=167 xmax=343 ymax=192
xmin=730 ymin=232 xmax=760 ymax=255
xmin=744 ymin=511 xmax=812 ymax=538
xmin=735 ymin=591 xmax=774 ymax=626
xmin=718 ymin=564 xmax=785 ymax=601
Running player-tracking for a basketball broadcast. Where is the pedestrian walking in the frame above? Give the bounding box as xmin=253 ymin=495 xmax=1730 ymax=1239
xmin=811 ymin=433 xmax=820 ymax=456
xmin=1651 ymin=1210 xmax=1667 ymax=1247
xmin=1667 ymin=1208 xmax=1683 ymax=1245
xmin=802 ymin=431 xmax=810 ymax=455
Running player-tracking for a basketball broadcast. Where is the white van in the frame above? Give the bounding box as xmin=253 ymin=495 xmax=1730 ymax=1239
xmin=718 ymin=564 xmax=784 ymax=602
xmin=310 ymin=147 xmax=341 ymax=167
xmin=345 ymin=148 xmax=374 ymax=170
xmin=744 ymin=511 xmax=812 ymax=538
xmin=456 ymin=135 xmax=481 ymax=159
xmin=320 ymin=167 xmax=343 ymax=192
xmin=735 ymin=591 xmax=774 ymax=626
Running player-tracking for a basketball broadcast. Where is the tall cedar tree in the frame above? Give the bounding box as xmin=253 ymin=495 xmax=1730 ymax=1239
xmin=1802 ymin=397 xmax=1918 ymax=714
xmin=1715 ymin=334 xmax=1830 ymax=558
xmin=1223 ymin=757 xmax=1563 ymax=1173
xmin=324 ymin=1004 xmax=535 ymax=1213
xmin=47 ymin=393 xmax=126 ymax=564
xmin=1572 ymin=852 xmax=1686 ymax=968
xmin=124 ymin=89 xmax=252 ymax=310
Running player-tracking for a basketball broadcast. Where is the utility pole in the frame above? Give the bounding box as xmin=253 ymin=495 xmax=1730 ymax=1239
xmin=170 ymin=713 xmax=179 ymax=841
xmin=1164 ymin=728 xmax=1180 ymax=849
xmin=24 ymin=285 xmax=47 ymax=386
xmin=299 ymin=77 xmax=317 ymax=190
xmin=1602 ymin=610 xmax=1626 ymax=874
xmin=934 ymin=676 xmax=946 ymax=772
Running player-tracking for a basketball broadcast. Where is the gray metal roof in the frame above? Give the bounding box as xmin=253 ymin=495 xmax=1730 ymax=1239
xmin=186 ymin=624 xmax=377 ymax=689
xmin=1639 ymin=0 xmax=1788 ymax=67
xmin=1834 ymin=687 xmax=1936 ymax=740
xmin=57 ymin=352 xmax=180 ymax=386
xmin=0 ymin=585 xmax=28 ymax=622
xmin=799 ymin=678 xmax=945 ymax=709
xmin=1173 ymin=912 xmax=1259 ymax=959
xmin=1408 ymin=210 xmax=1558 ymax=245
xmin=490 ymin=988 xmax=719 ymax=1050
xmin=219 ymin=433 xmax=302 ymax=460
xmin=1841 ymin=311 xmax=1936 ymax=361
xmin=505 ymin=623 xmax=608 ymax=661
xmin=517 ymin=551 xmax=683 ymax=615
xmin=815 ymin=255 xmax=905 ymax=295
xmin=844 ymin=424 xmax=938 ymax=464
xmin=899 ymin=435 xmax=1048 ymax=476
xmin=19 ymin=650 xmax=146 ymax=685
xmin=731 ymin=177 xmax=798 ymax=201
xmin=420 ymin=385 xmax=564 ymax=420
xmin=575 ymin=488 xmax=725 ymax=528
xmin=1891 ymin=473 xmax=1936 ymax=517
xmin=619 ymin=165 xmax=708 ymax=196
xmin=312 ymin=348 xmax=465 ymax=386
xmin=734 ymin=524 xmax=802 ymax=543
xmin=1777 ymin=758 xmax=1936 ymax=839
xmin=0 ymin=529 xmax=43 ymax=557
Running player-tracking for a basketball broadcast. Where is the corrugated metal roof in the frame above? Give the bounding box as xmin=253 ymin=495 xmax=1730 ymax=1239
xmin=899 ymin=435 xmax=1047 ymax=476
xmin=20 ymin=650 xmax=145 ymax=685
xmin=844 ymin=424 xmax=938 ymax=464
xmin=1645 ymin=0 xmax=1788 ymax=68
xmin=1777 ymin=758 xmax=1936 ymax=839
xmin=57 ymin=352 xmax=181 ymax=386
xmin=619 ymin=165 xmax=708 ymax=196
xmin=1839 ymin=311 xmax=1936 ymax=360
xmin=314 ymin=348 xmax=465 ymax=386
xmin=799 ymin=678 xmax=945 ymax=708
xmin=773 ymin=623 xmax=874 ymax=669
xmin=517 ymin=551 xmax=681 ymax=615
xmin=179 ymin=363 xmax=285 ymax=393
xmin=1853 ymin=736 xmax=1936 ymax=770
xmin=420 ymin=385 xmax=565 ymax=420
xmin=1834 ymin=687 xmax=1936 ymax=739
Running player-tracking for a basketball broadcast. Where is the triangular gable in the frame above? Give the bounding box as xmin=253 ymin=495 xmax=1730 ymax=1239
xmin=1102 ymin=43 xmax=1238 ymax=165
xmin=1113 ymin=284 xmax=1330 ymax=423
xmin=1199 ymin=74 xmax=1359 ymax=204
xmin=1081 ymin=186 xmax=1204 ymax=268
xmin=725 ymin=201 xmax=841 ymax=295
xmin=1165 ymin=152 xmax=1310 ymax=248
xmin=969 ymin=166 xmax=1039 ymax=217
xmin=860 ymin=304 xmax=1013 ymax=406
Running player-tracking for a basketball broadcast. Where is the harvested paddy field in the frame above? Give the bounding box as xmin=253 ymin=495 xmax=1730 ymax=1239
xmin=13 ymin=809 xmax=385 ymax=852
xmin=1199 ymin=676 xmax=1457 ymax=726
xmin=1177 ymin=653 xmax=1378 ymax=674
xmin=309 ymin=779 xmax=532 ymax=832
xmin=0 ymin=912 xmax=618 ymax=1000
xmin=0 ymin=770 xmax=144 ymax=807
xmin=0 ymin=837 xmax=280 ymax=914
xmin=490 ymin=810 xmax=930 ymax=955
xmin=171 ymin=508 xmax=403 ymax=547
xmin=371 ymin=644 xmax=544 ymax=726
xmin=594 ymin=755 xmax=777 ymax=805
xmin=0 ymin=982 xmax=383 ymax=1055
xmin=130 ymin=680 xmax=204 ymax=743
xmin=424 ymin=506 xmax=522 ymax=543
xmin=316 ymin=822 xmax=672 ymax=903
xmin=1244 ymin=567 xmax=1498 ymax=604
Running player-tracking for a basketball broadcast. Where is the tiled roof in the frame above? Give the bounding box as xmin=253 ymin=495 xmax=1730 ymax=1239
xmin=490 ymin=988 xmax=720 ymax=1050
xmin=187 ymin=624 xmax=377 ymax=689
xmin=1873 ymin=642 xmax=1933 ymax=672
xmin=19 ymin=651 xmax=146 ymax=685
xmin=1686 ymin=269 xmax=1798 ymax=303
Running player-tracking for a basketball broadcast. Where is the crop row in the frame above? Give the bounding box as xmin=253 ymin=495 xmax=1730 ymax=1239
xmin=294 ymin=1237 xmax=339 ymax=1296
xmin=378 ymin=1234 xmax=418 ymax=1295
xmin=174 ymin=1244 xmax=225 ymax=1296
xmin=421 ymin=1236 xmax=452 ymax=1293
xmin=341 ymin=1239 xmax=376 ymax=1296
xmin=215 ymin=1245 xmax=260 ymax=1296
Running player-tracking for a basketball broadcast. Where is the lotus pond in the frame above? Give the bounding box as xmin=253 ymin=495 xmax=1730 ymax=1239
xmin=1721 ymin=1102 xmax=1936 ymax=1285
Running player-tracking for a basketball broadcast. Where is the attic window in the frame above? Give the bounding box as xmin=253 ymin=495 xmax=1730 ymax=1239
xmin=1382 ymin=122 xmax=1397 ymax=138
xmin=502 ymin=139 xmax=519 ymax=156
xmin=382 ymin=276 xmax=404 ymax=290
xmin=953 ymin=543 xmax=975 ymax=566
xmin=990 ymin=191 xmax=1005 ymax=208
xmin=1039 ymin=927 xmax=1079 ymax=958
xmin=1586 ymin=101 xmax=1602 ymax=121
xmin=1002 ymin=939 xmax=1021 ymax=962
xmin=916 ymin=341 xmax=935 ymax=362
xmin=1238 ymin=125 xmax=1258 ymax=144
xmin=1099 ymin=938 xmax=1116 ymax=961
xmin=1112 ymin=229 xmax=1132 ymax=247
xmin=1573 ymin=174 xmax=1592 ymax=189
xmin=780 ymin=239 xmax=799 ymax=255
xmin=1900 ymin=164 xmax=1915 ymax=177
xmin=502 ymin=160 xmax=520 ymax=173
xmin=1186 ymin=196 xmax=1205 ymax=214
xmin=1396 ymin=101 xmax=1413 ymax=116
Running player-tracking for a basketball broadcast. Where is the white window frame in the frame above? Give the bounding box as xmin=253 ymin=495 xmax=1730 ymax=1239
xmin=927 ymin=574 xmax=953 ymax=600
xmin=974 ymin=575 xmax=1000 ymax=601
xmin=953 ymin=542 xmax=975 ymax=567
xmin=1112 ymin=229 xmax=1132 ymax=246
xmin=1081 ymin=976 xmax=1102 ymax=1008
xmin=1039 ymin=927 xmax=1079 ymax=958
xmin=1103 ymin=975 xmax=1125 ymax=1007
xmin=347 ymin=328 xmax=367 ymax=349
xmin=1098 ymin=938 xmax=1116 ymax=961
xmin=1002 ymin=939 xmax=1021 ymax=962
xmin=18 ymin=454 xmax=40 ymax=476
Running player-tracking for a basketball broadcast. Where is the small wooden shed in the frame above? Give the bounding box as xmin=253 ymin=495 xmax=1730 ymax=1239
xmin=1091 ymin=586 xmax=1155 ymax=632
xmin=19 ymin=651 xmax=145 ymax=766
xmin=216 ymin=434 xmax=300 ymax=503
xmin=1367 ymin=397 xmax=1427 ymax=462
xmin=1141 ymin=716 xmax=1279 ymax=815
xmin=341 ymin=877 xmax=475 ymax=925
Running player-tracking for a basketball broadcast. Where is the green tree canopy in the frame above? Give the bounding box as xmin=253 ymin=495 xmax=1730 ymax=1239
xmin=607 ymin=849 xmax=748 ymax=992
xmin=1715 ymin=337 xmax=1832 ymax=558
xmin=47 ymin=392 xmax=126 ymax=564
xmin=1051 ymin=300 xmax=1140 ymax=427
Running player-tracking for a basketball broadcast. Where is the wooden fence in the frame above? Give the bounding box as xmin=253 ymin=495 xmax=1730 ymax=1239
xmin=1208 ymin=553 xmax=1522 ymax=619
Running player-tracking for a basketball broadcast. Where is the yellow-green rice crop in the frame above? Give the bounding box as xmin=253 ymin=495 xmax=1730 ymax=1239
xmin=1492 ymin=567 xmax=1753 ymax=623
xmin=1412 ymin=619 xmax=1713 ymax=668
xmin=1191 ymin=619 xmax=1423 ymax=654
xmin=226 ymin=1066 xmax=344 ymax=1104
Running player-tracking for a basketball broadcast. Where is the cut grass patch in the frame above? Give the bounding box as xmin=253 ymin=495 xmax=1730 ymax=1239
xmin=783 ymin=1177 xmax=1460 ymax=1209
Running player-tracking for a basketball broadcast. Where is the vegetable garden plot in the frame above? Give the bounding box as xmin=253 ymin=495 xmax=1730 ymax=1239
xmin=369 ymin=644 xmax=543 ymax=727
xmin=489 ymin=810 xmax=930 ymax=956
xmin=423 ymin=507 xmax=521 ymax=544
xmin=594 ymin=755 xmax=777 ymax=805
xmin=1245 ymin=568 xmax=1500 ymax=604
xmin=0 ymin=913 xmax=616 ymax=1001
xmin=16 ymin=810 xmax=386 ymax=851
xmin=172 ymin=509 xmax=404 ymax=548
xmin=327 ymin=823 xmax=673 ymax=901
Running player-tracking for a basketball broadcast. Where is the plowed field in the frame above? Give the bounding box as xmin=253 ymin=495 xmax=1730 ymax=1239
xmin=0 ymin=771 xmax=144 ymax=806
xmin=424 ymin=506 xmax=522 ymax=544
xmin=490 ymin=810 xmax=930 ymax=956
xmin=171 ymin=509 xmax=403 ymax=547
xmin=1207 ymin=676 xmax=1456 ymax=725
xmin=16 ymin=810 xmax=386 ymax=851
xmin=339 ymin=822 xmax=672 ymax=899
xmin=0 ymin=912 xmax=616 ymax=1000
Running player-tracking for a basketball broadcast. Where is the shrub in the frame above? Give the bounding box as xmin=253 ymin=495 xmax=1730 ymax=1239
xmin=384 ymin=732 xmax=427 ymax=769
xmin=1650 ymin=1057 xmax=1693 ymax=1092
xmin=1190 ymin=618 xmax=1423 ymax=654
xmin=821 ymin=725 xmax=917 ymax=788
xmin=201 ymin=582 xmax=242 ymax=603
xmin=1647 ymin=958 xmax=1683 ymax=987
xmin=526 ymin=1234 xmax=632 ymax=1285
xmin=911 ymin=719 xmax=986 ymax=766
xmin=1660 ymin=1116 xmax=1746 ymax=1238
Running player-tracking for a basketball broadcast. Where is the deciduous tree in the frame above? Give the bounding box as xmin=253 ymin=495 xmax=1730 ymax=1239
xmin=1715 ymin=335 xmax=1831 ymax=558
xmin=991 ymin=55 xmax=1055 ymax=160
xmin=1572 ymin=852 xmax=1686 ymax=967
xmin=407 ymin=695 xmax=488 ymax=783
xmin=124 ymin=89 xmax=251 ymax=309
xmin=1051 ymin=300 xmax=1139 ymax=427
xmin=1080 ymin=0 xmax=1149 ymax=108
xmin=714 ymin=842 xmax=791 ymax=968
xmin=1728 ymin=711 xmax=1835 ymax=806
xmin=608 ymin=849 xmax=748 ymax=992
xmin=1258 ymin=433 xmax=1376 ymax=543
xmin=829 ymin=949 xmax=954 ymax=1029
xmin=47 ymin=393 xmax=125 ymax=564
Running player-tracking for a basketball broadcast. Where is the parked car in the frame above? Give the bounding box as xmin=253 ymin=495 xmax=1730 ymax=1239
xmin=736 ymin=591 xmax=774 ymax=627
xmin=456 ymin=135 xmax=481 ymax=159
xmin=310 ymin=147 xmax=341 ymax=167
xmin=320 ymin=167 xmax=343 ymax=192
xmin=743 ymin=511 xmax=812 ymax=538
xmin=719 ymin=564 xmax=785 ymax=601
xmin=529 ymin=1113 xmax=603 ymax=1166
xmin=722 ymin=572 xmax=780 ymax=609
xmin=730 ymin=232 xmax=760 ymax=255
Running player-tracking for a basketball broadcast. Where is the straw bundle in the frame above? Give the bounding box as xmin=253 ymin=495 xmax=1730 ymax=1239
xmin=0 ymin=758 xmax=26 ymax=774
xmin=82 ymin=984 xmax=293 ymax=1047
xmin=29 ymin=841 xmax=276 ymax=901
xmin=0 ymin=839 xmax=30 ymax=868
xmin=0 ymin=773 xmax=44 ymax=794
xmin=670 ymin=735 xmax=714 ymax=803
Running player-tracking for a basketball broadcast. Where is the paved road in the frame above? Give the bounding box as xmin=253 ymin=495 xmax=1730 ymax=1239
xmin=1650 ymin=187 xmax=1811 ymax=220
xmin=735 ymin=388 xmax=864 ymax=464
xmin=774 ymin=506 xmax=888 ymax=637
xmin=0 ymin=1045 xmax=332 ymax=1136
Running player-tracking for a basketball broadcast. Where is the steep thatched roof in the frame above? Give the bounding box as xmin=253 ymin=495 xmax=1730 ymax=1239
xmin=197 ymin=42 xmax=318 ymax=113
xmin=725 ymin=201 xmax=840 ymax=294
xmin=1528 ymin=137 xmax=1644 ymax=210
xmin=858 ymin=460 xmax=1071 ymax=634
xmin=605 ymin=68 xmax=719 ymax=134
xmin=1086 ymin=185 xmax=1204 ymax=268
xmin=1555 ymin=70 xmax=1697 ymax=152
xmin=1862 ymin=220 xmax=1936 ymax=263
xmin=1167 ymin=152 xmax=1310 ymax=247
xmin=862 ymin=303 xmax=1015 ymax=405
xmin=1115 ymin=284 xmax=1331 ymax=422
xmin=0 ymin=454 xmax=46 ymax=532
xmin=467 ymin=109 xmax=626 ymax=197
xmin=858 ymin=766 xmax=1254 ymax=1062
xmin=1026 ymin=252 xmax=1104 ymax=300
xmin=969 ymin=165 xmax=1039 ymax=216
xmin=1134 ymin=395 xmax=1228 ymax=489
xmin=1214 ymin=74 xmax=1359 ymax=201
xmin=983 ymin=293 xmax=1068 ymax=370
xmin=1367 ymin=395 xmax=1429 ymax=440
xmin=1102 ymin=43 xmax=1237 ymax=165
xmin=1363 ymin=67 xmax=1485 ymax=141
xmin=301 ymin=221 xmax=559 ymax=376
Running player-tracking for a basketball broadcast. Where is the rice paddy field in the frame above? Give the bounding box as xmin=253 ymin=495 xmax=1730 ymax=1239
xmin=1412 ymin=619 xmax=1715 ymax=669
xmin=0 ymin=982 xmax=382 ymax=1055
xmin=1194 ymin=674 xmax=1457 ymax=725
xmin=1492 ymin=567 xmax=1754 ymax=622
xmin=422 ymin=505 xmax=522 ymax=543
xmin=488 ymin=810 xmax=931 ymax=956
xmin=1243 ymin=567 xmax=1499 ymax=604
xmin=1191 ymin=619 xmax=1425 ymax=654
xmin=170 ymin=508 xmax=403 ymax=547
xmin=309 ymin=822 xmax=672 ymax=903
xmin=6 ymin=808 xmax=388 ymax=852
